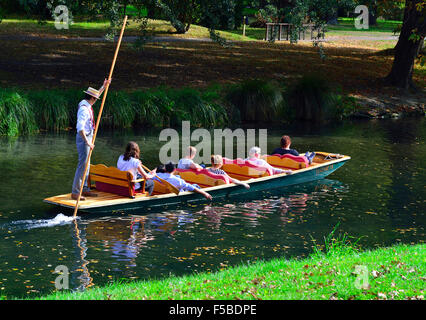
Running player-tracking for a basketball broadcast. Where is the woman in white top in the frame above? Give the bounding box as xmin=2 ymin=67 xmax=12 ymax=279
xmin=246 ymin=146 xmax=292 ymax=175
xmin=117 ymin=141 xmax=157 ymax=195
xmin=177 ymin=146 xmax=204 ymax=170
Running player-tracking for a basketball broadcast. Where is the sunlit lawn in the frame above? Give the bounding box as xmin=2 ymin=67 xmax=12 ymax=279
xmin=33 ymin=244 xmax=425 ymax=300
xmin=0 ymin=17 xmax=401 ymax=41
xmin=1 ymin=17 xmax=421 ymax=93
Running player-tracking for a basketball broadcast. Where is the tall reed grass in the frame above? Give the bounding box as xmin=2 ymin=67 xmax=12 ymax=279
xmin=0 ymin=76 xmax=356 ymax=136
xmin=0 ymin=86 xmax=230 ymax=136
xmin=97 ymin=92 xmax=136 ymax=129
xmin=0 ymin=88 xmax=37 ymax=136
xmin=28 ymin=90 xmax=71 ymax=131
xmin=131 ymin=89 xmax=172 ymax=127
xmin=287 ymin=73 xmax=342 ymax=122
xmin=226 ymin=79 xmax=286 ymax=123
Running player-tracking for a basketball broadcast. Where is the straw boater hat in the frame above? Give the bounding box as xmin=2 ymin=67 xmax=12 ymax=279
xmin=83 ymin=87 xmax=101 ymax=99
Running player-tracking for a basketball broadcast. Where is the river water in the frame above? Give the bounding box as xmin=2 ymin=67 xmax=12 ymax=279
xmin=0 ymin=119 xmax=424 ymax=298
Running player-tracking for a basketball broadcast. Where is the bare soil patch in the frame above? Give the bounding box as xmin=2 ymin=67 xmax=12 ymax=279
xmin=0 ymin=39 xmax=424 ymax=97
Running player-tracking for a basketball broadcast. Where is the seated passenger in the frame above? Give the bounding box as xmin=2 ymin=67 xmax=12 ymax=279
xmin=178 ymin=146 xmax=204 ymax=170
xmin=272 ymin=135 xmax=315 ymax=164
xmin=117 ymin=141 xmax=157 ymax=195
xmin=272 ymin=135 xmax=300 ymax=156
xmin=246 ymin=146 xmax=292 ymax=175
xmin=156 ymin=162 xmax=212 ymax=200
xmin=156 ymin=164 xmax=166 ymax=173
xmin=209 ymin=155 xmax=250 ymax=189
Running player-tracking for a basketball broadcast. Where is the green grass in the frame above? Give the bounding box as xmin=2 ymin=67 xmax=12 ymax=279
xmin=0 ymin=86 xmax=231 ymax=136
xmin=326 ymin=18 xmax=402 ymax=37
xmin=0 ymin=17 xmax=257 ymax=40
xmin=0 ymin=74 xmax=365 ymax=136
xmin=0 ymin=17 xmax=401 ymax=41
xmin=27 ymin=90 xmax=72 ymax=131
xmin=32 ymin=243 xmax=425 ymax=300
xmin=0 ymin=88 xmax=37 ymax=136
xmin=226 ymin=79 xmax=286 ymax=122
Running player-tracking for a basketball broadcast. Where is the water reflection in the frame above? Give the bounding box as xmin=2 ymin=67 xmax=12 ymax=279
xmin=67 ymin=179 xmax=347 ymax=290
xmin=0 ymin=119 xmax=424 ymax=297
xmin=72 ymin=219 xmax=93 ymax=291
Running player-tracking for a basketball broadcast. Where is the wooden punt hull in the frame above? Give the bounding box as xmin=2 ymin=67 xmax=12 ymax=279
xmin=44 ymin=154 xmax=350 ymax=214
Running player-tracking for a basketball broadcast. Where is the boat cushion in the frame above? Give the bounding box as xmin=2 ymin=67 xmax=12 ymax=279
xmin=222 ymin=158 xmax=273 ymax=180
xmin=95 ymin=181 xmax=135 ymax=197
xmin=89 ymin=164 xmax=143 ymax=198
xmin=176 ymin=168 xmax=230 ymax=187
xmin=266 ymin=154 xmax=309 ymax=170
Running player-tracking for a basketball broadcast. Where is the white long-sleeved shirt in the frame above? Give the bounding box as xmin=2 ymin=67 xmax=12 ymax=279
xmin=76 ymin=100 xmax=94 ymax=134
xmin=154 ymin=172 xmax=197 ymax=192
xmin=246 ymin=157 xmax=284 ymax=174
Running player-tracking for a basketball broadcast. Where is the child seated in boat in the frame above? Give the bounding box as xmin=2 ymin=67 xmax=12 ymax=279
xmin=156 ymin=162 xmax=212 ymax=200
xmin=156 ymin=164 xmax=166 ymax=173
xmin=177 ymin=146 xmax=204 ymax=170
xmin=209 ymin=155 xmax=250 ymax=189
xmin=246 ymin=146 xmax=292 ymax=175
xmin=117 ymin=141 xmax=157 ymax=195
xmin=272 ymin=135 xmax=315 ymax=164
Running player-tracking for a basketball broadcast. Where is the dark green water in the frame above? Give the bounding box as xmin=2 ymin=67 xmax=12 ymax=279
xmin=0 ymin=119 xmax=424 ymax=298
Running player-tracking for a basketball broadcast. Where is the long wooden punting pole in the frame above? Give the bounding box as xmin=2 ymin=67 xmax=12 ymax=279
xmin=73 ymin=15 xmax=128 ymax=218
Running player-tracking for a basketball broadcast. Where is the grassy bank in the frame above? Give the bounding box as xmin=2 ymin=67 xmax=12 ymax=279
xmin=36 ymin=243 xmax=425 ymax=300
xmin=0 ymin=77 xmax=358 ymax=136
xmin=0 ymin=86 xmax=229 ymax=136
xmin=0 ymin=17 xmax=402 ymax=41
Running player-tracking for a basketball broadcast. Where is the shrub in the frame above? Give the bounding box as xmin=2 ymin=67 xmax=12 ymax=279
xmin=28 ymin=90 xmax=71 ymax=131
xmin=0 ymin=88 xmax=37 ymax=136
xmin=226 ymin=79 xmax=285 ymax=123
xmin=131 ymin=89 xmax=174 ymax=127
xmin=167 ymin=87 xmax=228 ymax=127
xmin=97 ymin=91 xmax=136 ymax=129
xmin=287 ymin=74 xmax=341 ymax=123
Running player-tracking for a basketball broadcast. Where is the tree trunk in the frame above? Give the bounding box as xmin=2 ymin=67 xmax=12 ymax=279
xmin=368 ymin=5 xmax=378 ymax=26
xmin=385 ymin=0 xmax=426 ymax=89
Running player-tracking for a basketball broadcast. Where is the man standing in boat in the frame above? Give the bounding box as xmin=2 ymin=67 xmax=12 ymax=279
xmin=71 ymin=79 xmax=110 ymax=201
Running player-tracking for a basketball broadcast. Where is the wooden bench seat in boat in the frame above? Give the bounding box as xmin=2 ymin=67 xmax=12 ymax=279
xmin=89 ymin=164 xmax=147 ymax=198
xmin=265 ymin=154 xmax=309 ymax=170
xmin=176 ymin=168 xmax=230 ymax=188
xmin=222 ymin=158 xmax=273 ymax=181
xmin=152 ymin=179 xmax=170 ymax=195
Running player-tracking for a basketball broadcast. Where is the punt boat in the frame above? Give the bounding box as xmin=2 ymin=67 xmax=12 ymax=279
xmin=44 ymin=152 xmax=350 ymax=214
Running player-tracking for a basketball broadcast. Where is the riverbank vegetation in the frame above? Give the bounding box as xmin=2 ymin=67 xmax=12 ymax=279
xmin=36 ymin=242 xmax=425 ymax=300
xmin=0 ymin=17 xmax=401 ymax=41
xmin=0 ymin=76 xmax=359 ymax=136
